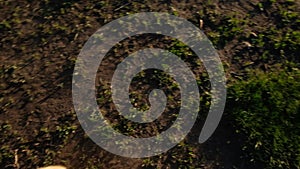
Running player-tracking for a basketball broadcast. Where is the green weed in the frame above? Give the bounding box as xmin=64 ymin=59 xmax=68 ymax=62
xmin=228 ymin=68 xmax=300 ymax=168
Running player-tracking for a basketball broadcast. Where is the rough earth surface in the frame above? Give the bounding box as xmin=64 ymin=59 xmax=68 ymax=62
xmin=1 ymin=0 xmax=299 ymax=169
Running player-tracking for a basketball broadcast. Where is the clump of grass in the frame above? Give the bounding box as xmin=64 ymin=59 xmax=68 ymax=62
xmin=228 ymin=67 xmax=300 ymax=168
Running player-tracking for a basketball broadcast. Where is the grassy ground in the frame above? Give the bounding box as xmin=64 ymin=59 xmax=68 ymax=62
xmin=0 ymin=0 xmax=299 ymax=168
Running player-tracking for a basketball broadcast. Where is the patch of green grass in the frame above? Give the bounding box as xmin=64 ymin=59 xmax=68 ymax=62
xmin=228 ymin=67 xmax=300 ymax=168
xmin=205 ymin=12 xmax=248 ymax=48
xmin=251 ymin=28 xmax=300 ymax=62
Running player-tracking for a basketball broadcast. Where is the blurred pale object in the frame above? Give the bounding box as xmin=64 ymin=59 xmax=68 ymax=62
xmin=38 ymin=165 xmax=67 ymax=169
